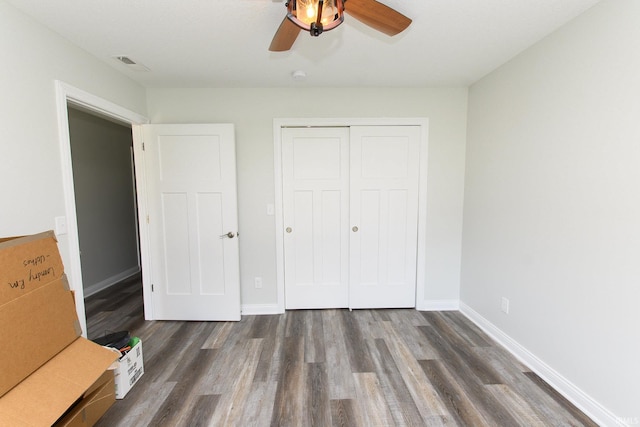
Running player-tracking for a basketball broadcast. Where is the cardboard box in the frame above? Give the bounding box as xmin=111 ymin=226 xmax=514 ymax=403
xmin=0 ymin=231 xmax=119 ymax=426
xmin=0 ymin=230 xmax=78 ymax=396
xmin=112 ymin=340 xmax=144 ymax=399
xmin=0 ymin=230 xmax=65 ymax=303
xmin=54 ymin=370 xmax=116 ymax=427
xmin=0 ymin=339 xmax=118 ymax=426
xmin=0 ymin=276 xmax=82 ymax=396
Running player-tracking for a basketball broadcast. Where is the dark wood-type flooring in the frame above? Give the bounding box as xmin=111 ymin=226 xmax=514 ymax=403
xmin=85 ymin=273 xmax=145 ymax=341
xmin=86 ymin=279 xmax=596 ymax=426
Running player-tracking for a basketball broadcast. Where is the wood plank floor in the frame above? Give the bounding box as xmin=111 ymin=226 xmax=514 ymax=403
xmin=85 ymin=272 xmax=145 ymax=341
xmin=87 ymin=281 xmax=597 ymax=426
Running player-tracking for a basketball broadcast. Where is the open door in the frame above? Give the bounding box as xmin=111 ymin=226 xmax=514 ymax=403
xmin=143 ymin=124 xmax=241 ymax=321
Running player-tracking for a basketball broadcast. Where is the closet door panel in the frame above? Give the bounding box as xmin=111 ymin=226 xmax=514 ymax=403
xmin=282 ymin=127 xmax=350 ymax=309
xmin=349 ymin=126 xmax=421 ymax=308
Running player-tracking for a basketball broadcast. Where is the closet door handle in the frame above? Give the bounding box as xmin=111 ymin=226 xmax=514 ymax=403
xmin=286 ymin=227 xmax=292 ymax=233
xmin=220 ymin=231 xmax=236 ymax=239
xmin=352 ymin=226 xmax=359 ymax=232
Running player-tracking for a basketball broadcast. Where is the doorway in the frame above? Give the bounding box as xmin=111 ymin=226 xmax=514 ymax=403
xmin=67 ymin=106 xmax=142 ymax=338
xmin=55 ymin=81 xmax=149 ymax=336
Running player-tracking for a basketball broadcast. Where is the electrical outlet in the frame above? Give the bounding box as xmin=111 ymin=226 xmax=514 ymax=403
xmin=501 ymin=297 xmax=510 ymax=314
xmin=254 ymin=277 xmax=263 ymax=289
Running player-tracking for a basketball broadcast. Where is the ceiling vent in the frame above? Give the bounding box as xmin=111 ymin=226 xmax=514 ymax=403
xmin=113 ymin=56 xmax=150 ymax=72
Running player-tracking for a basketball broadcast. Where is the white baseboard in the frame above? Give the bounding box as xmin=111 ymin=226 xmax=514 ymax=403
xmin=241 ymin=303 xmax=282 ymax=315
xmin=459 ymin=302 xmax=624 ymax=427
xmin=83 ymin=266 xmax=140 ymax=297
xmin=417 ymin=299 xmax=460 ymax=311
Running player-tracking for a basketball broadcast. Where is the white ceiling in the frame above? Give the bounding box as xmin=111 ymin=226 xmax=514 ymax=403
xmin=6 ymin=0 xmax=600 ymax=88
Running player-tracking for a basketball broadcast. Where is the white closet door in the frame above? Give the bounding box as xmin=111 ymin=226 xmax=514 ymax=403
xmin=282 ymin=127 xmax=350 ymax=309
xmin=349 ymin=126 xmax=421 ymax=308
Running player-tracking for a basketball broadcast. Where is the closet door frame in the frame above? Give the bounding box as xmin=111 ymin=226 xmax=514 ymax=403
xmin=273 ymin=118 xmax=429 ymax=313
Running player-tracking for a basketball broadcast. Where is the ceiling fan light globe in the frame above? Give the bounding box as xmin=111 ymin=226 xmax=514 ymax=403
xmin=287 ymin=0 xmax=344 ymax=33
xmin=305 ymin=5 xmax=315 ymax=21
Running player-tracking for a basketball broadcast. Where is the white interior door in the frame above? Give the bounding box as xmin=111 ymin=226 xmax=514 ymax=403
xmin=282 ymin=127 xmax=350 ymax=309
xmin=143 ymin=124 xmax=241 ymax=320
xmin=349 ymin=126 xmax=420 ymax=308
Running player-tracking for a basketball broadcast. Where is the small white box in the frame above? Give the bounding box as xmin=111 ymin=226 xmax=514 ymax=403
xmin=110 ymin=340 xmax=144 ymax=399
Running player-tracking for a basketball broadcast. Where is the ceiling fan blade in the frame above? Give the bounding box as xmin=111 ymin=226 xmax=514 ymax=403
xmin=269 ymin=17 xmax=301 ymax=52
xmin=345 ymin=0 xmax=412 ymax=36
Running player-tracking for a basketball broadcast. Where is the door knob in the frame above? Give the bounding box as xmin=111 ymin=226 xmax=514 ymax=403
xmin=220 ymin=231 xmax=236 ymax=239
xmin=352 ymin=226 xmax=359 ymax=232
xmin=286 ymin=227 xmax=292 ymax=233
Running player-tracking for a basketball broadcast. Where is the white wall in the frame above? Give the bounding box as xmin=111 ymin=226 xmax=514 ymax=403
xmin=0 ymin=1 xmax=146 ymax=291
xmin=146 ymin=88 xmax=468 ymax=309
xmin=462 ymin=0 xmax=640 ymax=421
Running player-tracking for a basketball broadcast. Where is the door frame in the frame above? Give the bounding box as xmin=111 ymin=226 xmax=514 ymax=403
xmin=55 ymin=81 xmax=152 ymax=335
xmin=273 ymin=118 xmax=429 ymax=313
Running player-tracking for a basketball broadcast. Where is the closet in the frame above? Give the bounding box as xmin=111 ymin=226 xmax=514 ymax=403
xmin=281 ymin=125 xmax=422 ymax=309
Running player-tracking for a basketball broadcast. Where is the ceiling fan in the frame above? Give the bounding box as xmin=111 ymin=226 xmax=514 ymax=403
xmin=269 ymin=0 xmax=412 ymax=52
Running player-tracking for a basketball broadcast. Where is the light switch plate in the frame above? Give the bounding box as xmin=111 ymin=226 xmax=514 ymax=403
xmin=55 ymin=216 xmax=68 ymax=235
